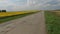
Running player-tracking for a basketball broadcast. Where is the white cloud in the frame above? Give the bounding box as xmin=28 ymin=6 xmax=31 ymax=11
xmin=0 ymin=0 xmax=28 ymax=11
xmin=0 ymin=0 xmax=60 ymax=11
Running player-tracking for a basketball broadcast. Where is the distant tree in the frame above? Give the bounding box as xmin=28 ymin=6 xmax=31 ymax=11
xmin=0 ymin=10 xmax=1 ymax=12
xmin=2 ymin=10 xmax=6 ymax=12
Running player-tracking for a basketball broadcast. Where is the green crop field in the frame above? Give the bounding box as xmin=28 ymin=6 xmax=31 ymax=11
xmin=45 ymin=11 xmax=60 ymax=34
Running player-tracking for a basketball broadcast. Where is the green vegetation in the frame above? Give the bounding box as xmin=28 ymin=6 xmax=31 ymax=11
xmin=45 ymin=11 xmax=60 ymax=34
xmin=0 ymin=11 xmax=39 ymax=23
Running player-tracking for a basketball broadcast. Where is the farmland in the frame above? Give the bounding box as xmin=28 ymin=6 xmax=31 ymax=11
xmin=0 ymin=11 xmax=36 ymax=17
xmin=51 ymin=11 xmax=60 ymax=16
xmin=45 ymin=11 xmax=60 ymax=34
xmin=0 ymin=10 xmax=39 ymax=23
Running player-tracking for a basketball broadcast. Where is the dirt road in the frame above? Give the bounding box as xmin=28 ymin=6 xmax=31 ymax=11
xmin=1 ymin=11 xmax=47 ymax=34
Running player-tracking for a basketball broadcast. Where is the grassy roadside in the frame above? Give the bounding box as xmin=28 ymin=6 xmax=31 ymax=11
xmin=0 ymin=11 xmax=39 ymax=23
xmin=45 ymin=11 xmax=60 ymax=34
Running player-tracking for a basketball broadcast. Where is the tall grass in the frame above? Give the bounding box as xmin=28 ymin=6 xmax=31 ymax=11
xmin=45 ymin=11 xmax=60 ymax=34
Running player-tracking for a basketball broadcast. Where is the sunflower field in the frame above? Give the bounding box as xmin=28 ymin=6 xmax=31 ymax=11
xmin=0 ymin=11 xmax=31 ymax=17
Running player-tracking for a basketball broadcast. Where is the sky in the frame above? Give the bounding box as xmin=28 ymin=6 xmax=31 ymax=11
xmin=0 ymin=0 xmax=60 ymax=11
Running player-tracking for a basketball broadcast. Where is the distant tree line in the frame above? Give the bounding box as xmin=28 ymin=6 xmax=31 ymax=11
xmin=0 ymin=10 xmax=6 ymax=12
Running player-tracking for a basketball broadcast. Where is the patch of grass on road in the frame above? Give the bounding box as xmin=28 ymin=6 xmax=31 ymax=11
xmin=0 ymin=11 xmax=39 ymax=23
xmin=45 ymin=11 xmax=60 ymax=34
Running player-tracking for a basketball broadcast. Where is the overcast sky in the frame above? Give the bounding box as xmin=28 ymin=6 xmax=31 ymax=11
xmin=0 ymin=0 xmax=60 ymax=11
